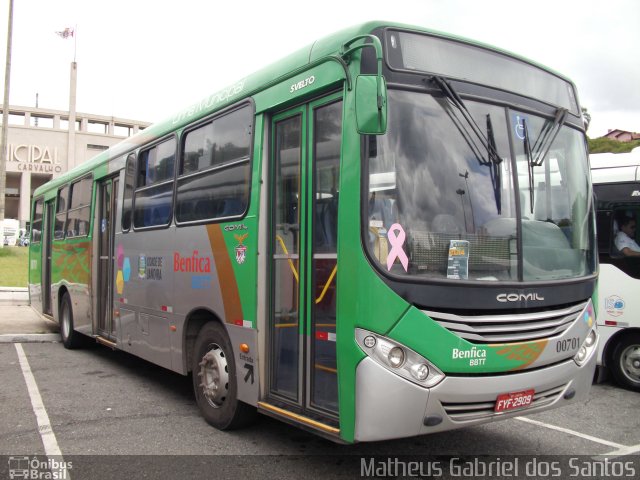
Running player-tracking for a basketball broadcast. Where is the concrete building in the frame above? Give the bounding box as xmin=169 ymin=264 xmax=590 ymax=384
xmin=2 ymin=104 xmax=150 ymax=228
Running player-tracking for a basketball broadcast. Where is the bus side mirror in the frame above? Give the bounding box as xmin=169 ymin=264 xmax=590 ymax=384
xmin=355 ymin=75 xmax=387 ymax=135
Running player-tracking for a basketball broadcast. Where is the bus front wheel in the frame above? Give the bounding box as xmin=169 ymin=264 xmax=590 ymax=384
xmin=60 ymin=292 xmax=83 ymax=349
xmin=192 ymin=322 xmax=256 ymax=430
xmin=610 ymin=333 xmax=640 ymax=392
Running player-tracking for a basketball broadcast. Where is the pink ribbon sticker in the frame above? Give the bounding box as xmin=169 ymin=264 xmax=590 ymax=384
xmin=386 ymin=223 xmax=409 ymax=272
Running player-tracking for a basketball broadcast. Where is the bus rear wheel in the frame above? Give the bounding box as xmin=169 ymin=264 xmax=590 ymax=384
xmin=610 ymin=334 xmax=640 ymax=392
xmin=192 ymin=322 xmax=256 ymax=430
xmin=60 ymin=292 xmax=83 ymax=349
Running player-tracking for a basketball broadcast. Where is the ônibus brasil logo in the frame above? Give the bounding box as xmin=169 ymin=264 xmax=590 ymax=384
xmin=8 ymin=456 xmax=72 ymax=479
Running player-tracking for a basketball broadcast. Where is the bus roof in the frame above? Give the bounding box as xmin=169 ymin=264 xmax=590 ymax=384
xmin=33 ymin=20 xmax=574 ymax=198
xmin=590 ymin=148 xmax=640 ymax=183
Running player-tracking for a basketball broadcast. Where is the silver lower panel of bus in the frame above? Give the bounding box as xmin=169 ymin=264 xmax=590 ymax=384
xmin=353 ymin=349 xmax=596 ymax=442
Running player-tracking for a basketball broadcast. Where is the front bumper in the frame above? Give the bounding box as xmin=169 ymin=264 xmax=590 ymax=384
xmin=353 ymin=347 xmax=596 ymax=442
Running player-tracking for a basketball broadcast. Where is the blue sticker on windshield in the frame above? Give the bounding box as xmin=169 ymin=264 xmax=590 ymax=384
xmin=511 ymin=113 xmax=528 ymax=140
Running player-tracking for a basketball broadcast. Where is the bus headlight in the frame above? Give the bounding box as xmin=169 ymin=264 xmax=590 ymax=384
xmin=356 ymin=328 xmax=445 ymax=388
xmin=388 ymin=347 xmax=405 ymax=368
xmin=584 ymin=328 xmax=597 ymax=347
xmin=574 ymin=328 xmax=597 ymax=366
xmin=410 ymin=363 xmax=430 ymax=381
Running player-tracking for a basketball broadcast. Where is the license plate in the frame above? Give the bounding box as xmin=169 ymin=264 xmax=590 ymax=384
xmin=495 ymin=389 xmax=535 ymax=412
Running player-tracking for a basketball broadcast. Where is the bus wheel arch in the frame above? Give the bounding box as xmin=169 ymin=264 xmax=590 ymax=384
xmin=190 ymin=319 xmax=257 ymax=430
xmin=55 ymin=285 xmax=68 ymax=320
xmin=184 ymin=308 xmax=222 ymax=374
xmin=58 ymin=289 xmax=83 ymax=349
xmin=603 ymin=328 xmax=640 ymax=367
xmin=607 ymin=329 xmax=640 ymax=392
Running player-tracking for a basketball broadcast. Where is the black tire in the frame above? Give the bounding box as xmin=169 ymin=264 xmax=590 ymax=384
xmin=610 ymin=333 xmax=640 ymax=392
xmin=59 ymin=292 xmax=83 ymax=349
xmin=192 ymin=322 xmax=256 ymax=430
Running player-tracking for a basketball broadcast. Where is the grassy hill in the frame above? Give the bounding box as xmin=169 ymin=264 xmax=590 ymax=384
xmin=588 ymin=137 xmax=640 ymax=154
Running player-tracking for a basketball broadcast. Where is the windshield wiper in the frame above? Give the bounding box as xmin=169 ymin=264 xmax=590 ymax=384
xmin=521 ymin=108 xmax=568 ymax=214
xmin=430 ymin=75 xmax=503 ymax=213
xmin=486 ymin=114 xmax=502 ymax=214
xmin=530 ymin=107 xmax=568 ymax=167
xmin=522 ymin=118 xmax=535 ymax=214
xmin=430 ymin=75 xmax=502 ymax=166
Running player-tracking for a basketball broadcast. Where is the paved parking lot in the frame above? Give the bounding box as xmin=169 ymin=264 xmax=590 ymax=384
xmin=0 ymin=338 xmax=639 ymax=479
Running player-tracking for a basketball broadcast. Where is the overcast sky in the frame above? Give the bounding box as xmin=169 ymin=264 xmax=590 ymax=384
xmin=0 ymin=0 xmax=637 ymax=138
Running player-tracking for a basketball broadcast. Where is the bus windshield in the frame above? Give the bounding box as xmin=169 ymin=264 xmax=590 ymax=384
xmin=365 ymin=89 xmax=596 ymax=282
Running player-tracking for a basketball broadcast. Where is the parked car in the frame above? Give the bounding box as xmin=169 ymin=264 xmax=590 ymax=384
xmin=18 ymin=229 xmax=30 ymax=247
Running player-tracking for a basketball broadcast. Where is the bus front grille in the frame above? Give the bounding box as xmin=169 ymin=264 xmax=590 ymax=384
xmin=424 ymin=301 xmax=587 ymax=344
xmin=440 ymin=384 xmax=567 ymax=422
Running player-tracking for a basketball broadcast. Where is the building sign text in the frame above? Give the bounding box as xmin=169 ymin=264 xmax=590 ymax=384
xmin=7 ymin=144 xmax=63 ymax=173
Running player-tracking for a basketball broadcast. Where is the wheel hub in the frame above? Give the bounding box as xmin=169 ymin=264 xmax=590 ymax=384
xmin=621 ymin=345 xmax=640 ymax=382
xmin=198 ymin=344 xmax=229 ymax=408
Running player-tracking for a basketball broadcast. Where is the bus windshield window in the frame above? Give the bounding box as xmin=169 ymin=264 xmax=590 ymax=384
xmin=365 ymin=89 xmax=596 ymax=282
xmin=512 ymin=113 xmax=595 ymax=280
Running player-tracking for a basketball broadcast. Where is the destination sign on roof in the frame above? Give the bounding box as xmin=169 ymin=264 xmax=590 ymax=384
xmin=386 ymin=30 xmax=579 ymax=114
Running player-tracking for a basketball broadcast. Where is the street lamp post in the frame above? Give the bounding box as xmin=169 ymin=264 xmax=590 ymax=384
xmin=0 ymin=0 xmax=14 ymax=249
xmin=456 ymin=188 xmax=467 ymax=232
xmin=459 ymin=170 xmax=475 ymax=232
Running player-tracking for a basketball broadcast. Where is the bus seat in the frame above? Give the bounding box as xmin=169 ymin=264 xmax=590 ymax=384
xmin=150 ymin=204 xmax=170 ymax=226
xmin=533 ymin=184 xmax=570 ymax=222
xmin=142 ymin=204 xmax=153 ymax=227
xmin=194 ymin=199 xmax=215 ymax=220
xmin=316 ymin=196 xmax=338 ymax=249
xmin=611 ymin=244 xmax=623 ymax=258
xmin=178 ymin=200 xmax=195 ymax=222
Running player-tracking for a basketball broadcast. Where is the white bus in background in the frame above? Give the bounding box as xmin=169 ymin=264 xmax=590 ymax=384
xmin=2 ymin=218 xmax=20 ymax=246
xmin=591 ymin=148 xmax=640 ymax=391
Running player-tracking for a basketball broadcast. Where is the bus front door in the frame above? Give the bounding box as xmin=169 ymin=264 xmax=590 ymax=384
xmin=97 ymin=177 xmax=119 ymax=339
xmin=267 ymin=96 xmax=342 ymax=430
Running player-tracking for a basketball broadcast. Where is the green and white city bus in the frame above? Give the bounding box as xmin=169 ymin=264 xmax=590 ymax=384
xmin=591 ymin=150 xmax=640 ymax=391
xmin=29 ymin=21 xmax=598 ymax=443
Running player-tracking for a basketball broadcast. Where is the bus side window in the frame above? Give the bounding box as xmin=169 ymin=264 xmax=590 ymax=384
xmin=176 ymin=104 xmax=252 ymax=224
xmin=122 ymin=153 xmax=135 ymax=231
xmin=610 ymin=208 xmax=640 ymax=279
xmin=596 ymin=210 xmax=613 ymax=256
xmin=133 ymin=138 xmax=176 ymax=229
xmin=612 ymin=209 xmax=638 ymax=257
xmin=67 ymin=176 xmax=92 ymax=238
xmin=54 ymin=185 xmax=69 ymax=240
xmin=31 ymin=198 xmax=44 ymax=244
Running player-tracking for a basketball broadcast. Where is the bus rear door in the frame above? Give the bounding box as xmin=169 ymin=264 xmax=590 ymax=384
xmin=96 ymin=177 xmax=119 ymax=341
xmin=42 ymin=200 xmax=54 ymax=316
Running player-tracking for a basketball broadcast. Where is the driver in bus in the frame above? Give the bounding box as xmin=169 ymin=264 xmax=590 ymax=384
xmin=615 ymin=216 xmax=640 ymax=257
